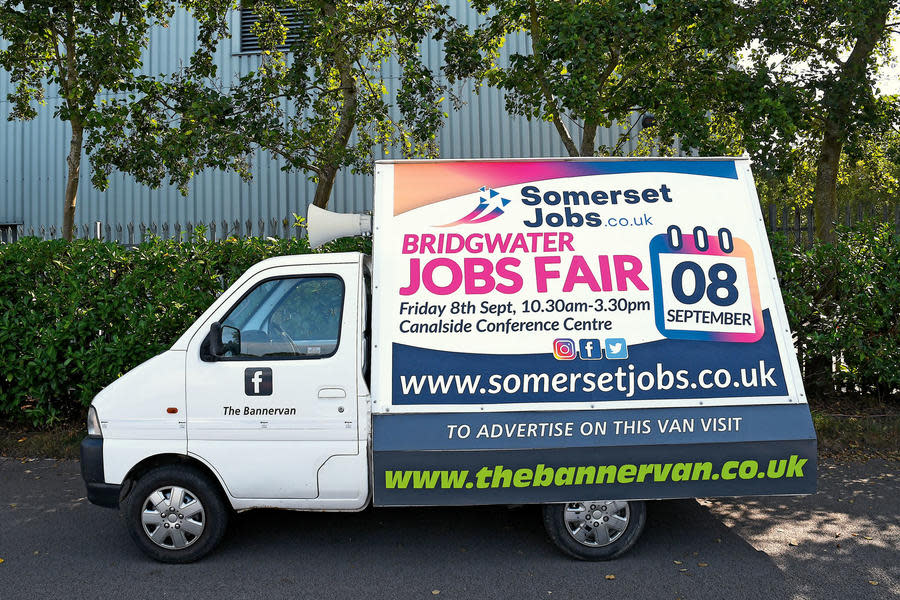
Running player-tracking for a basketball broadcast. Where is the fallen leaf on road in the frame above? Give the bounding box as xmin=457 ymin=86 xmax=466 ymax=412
xmin=679 ymin=569 xmax=688 ymax=573
xmin=698 ymin=562 xmax=709 ymax=567
xmin=863 ymin=536 xmax=873 ymax=540
xmin=851 ymin=533 xmax=859 ymax=537
xmin=605 ymin=575 xmax=615 ymax=580
xmin=714 ymin=538 xmax=721 ymax=543
xmin=17 ymin=437 xmax=26 ymax=443
xmin=0 ymin=558 xmax=4 ymax=564
xmin=869 ymin=581 xmax=878 ymax=586
xmin=431 ymin=590 xmax=440 ymax=595
xmin=673 ymin=560 xmax=683 ymax=565
xmin=788 ymin=541 xmax=799 ymax=547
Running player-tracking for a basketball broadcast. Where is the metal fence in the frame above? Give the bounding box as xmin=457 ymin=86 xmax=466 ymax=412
xmin=2 ymin=205 xmax=899 ymax=246
xmin=763 ymin=204 xmax=900 ymax=246
xmin=0 ymin=216 xmax=301 ymax=245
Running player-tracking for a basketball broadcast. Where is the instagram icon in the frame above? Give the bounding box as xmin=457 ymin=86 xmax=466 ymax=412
xmin=553 ymin=338 xmax=577 ymax=360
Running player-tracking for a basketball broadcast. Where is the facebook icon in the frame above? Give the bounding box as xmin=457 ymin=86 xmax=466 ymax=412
xmin=578 ymin=339 xmax=603 ymax=360
xmin=244 ymin=367 xmax=273 ymax=396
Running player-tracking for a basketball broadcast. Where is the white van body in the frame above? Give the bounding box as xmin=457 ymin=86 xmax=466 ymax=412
xmin=90 ymin=253 xmax=372 ymax=511
xmin=81 ymin=158 xmax=816 ymax=563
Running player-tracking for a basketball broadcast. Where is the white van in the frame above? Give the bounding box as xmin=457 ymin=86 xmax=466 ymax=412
xmin=81 ymin=158 xmax=816 ymax=563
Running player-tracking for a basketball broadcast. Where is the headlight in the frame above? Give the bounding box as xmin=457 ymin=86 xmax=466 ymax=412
xmin=87 ymin=406 xmax=102 ymax=437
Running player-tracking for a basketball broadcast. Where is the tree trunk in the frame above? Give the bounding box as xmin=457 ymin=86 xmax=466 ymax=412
xmin=311 ymin=68 xmax=357 ymax=209
xmin=803 ymin=2 xmax=890 ymax=397
xmin=313 ymin=165 xmax=339 ymax=209
xmin=62 ymin=119 xmax=84 ymax=241
xmin=805 ymin=123 xmax=842 ymax=396
xmin=812 ymin=123 xmax=842 ymax=243
xmin=528 ymin=0 xmax=578 ymax=157
xmin=312 ymin=3 xmax=357 ymax=210
xmin=811 ymin=1 xmax=891 ymax=243
xmin=579 ymin=121 xmax=598 ymax=157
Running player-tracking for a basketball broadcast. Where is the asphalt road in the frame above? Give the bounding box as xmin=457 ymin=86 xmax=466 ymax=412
xmin=0 ymin=457 xmax=897 ymax=600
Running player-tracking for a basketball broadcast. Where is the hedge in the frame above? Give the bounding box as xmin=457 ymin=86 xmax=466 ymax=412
xmin=0 ymin=225 xmax=896 ymax=426
xmin=0 ymin=234 xmax=370 ymax=426
xmin=769 ymin=222 xmax=900 ymax=399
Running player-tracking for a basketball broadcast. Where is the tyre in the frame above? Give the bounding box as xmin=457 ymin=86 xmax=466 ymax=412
xmin=122 ymin=465 xmax=229 ymax=563
xmin=542 ymin=500 xmax=646 ymax=561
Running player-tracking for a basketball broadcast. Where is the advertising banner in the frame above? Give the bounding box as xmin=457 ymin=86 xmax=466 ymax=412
xmin=370 ymin=158 xmax=816 ymax=506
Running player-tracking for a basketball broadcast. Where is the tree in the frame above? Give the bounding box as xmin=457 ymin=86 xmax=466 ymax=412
xmin=755 ymin=128 xmax=900 ymax=220
xmin=0 ymin=1 xmax=189 ymax=240
xmin=442 ymin=0 xmax=746 ymax=158
xmin=736 ymin=0 xmax=900 ymax=242
xmin=88 ymin=0 xmax=451 ymax=209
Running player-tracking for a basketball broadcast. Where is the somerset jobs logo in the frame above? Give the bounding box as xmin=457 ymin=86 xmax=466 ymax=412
xmin=438 ymin=187 xmax=510 ymax=227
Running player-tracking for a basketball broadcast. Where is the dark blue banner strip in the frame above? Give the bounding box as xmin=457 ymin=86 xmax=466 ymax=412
xmin=373 ymin=440 xmax=817 ymax=506
xmin=373 ymin=403 xmax=815 ymax=451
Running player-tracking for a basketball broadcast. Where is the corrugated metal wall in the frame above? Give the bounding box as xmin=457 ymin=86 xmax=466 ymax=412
xmin=0 ymin=3 xmax=634 ymax=234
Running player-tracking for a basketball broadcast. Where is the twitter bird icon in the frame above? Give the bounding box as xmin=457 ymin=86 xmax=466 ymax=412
xmin=604 ymin=338 xmax=628 ymax=359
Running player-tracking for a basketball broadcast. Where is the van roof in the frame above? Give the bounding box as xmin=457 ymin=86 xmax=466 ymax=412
xmin=250 ymin=251 xmax=364 ymax=269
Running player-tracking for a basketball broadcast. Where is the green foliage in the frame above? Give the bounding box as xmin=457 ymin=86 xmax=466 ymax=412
xmin=771 ymin=223 xmax=900 ymax=398
xmin=86 ymin=0 xmax=451 ymax=208
xmin=757 ymin=130 xmax=900 ymax=213
xmin=0 ymin=1 xmax=204 ymax=238
xmin=0 ymin=235 xmax=370 ymax=427
xmin=736 ymin=0 xmax=899 ymax=166
xmin=443 ymin=0 xmax=746 ymax=157
xmin=0 ymin=2 xmax=174 ymax=121
xmin=732 ymin=0 xmax=898 ymax=241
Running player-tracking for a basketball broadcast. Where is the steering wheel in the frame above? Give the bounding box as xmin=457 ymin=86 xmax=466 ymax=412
xmin=270 ymin=322 xmax=301 ymax=356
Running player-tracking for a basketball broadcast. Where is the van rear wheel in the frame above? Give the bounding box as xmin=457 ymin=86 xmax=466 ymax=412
xmin=542 ymin=500 xmax=646 ymax=560
xmin=123 ymin=465 xmax=229 ymax=563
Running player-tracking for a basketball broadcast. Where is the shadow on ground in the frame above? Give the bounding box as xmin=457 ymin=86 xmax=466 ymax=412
xmin=704 ymin=459 xmax=899 ymax=600
xmin=1 ymin=458 xmax=896 ymax=600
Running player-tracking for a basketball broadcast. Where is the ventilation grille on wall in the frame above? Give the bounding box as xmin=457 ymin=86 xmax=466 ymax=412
xmin=239 ymin=8 xmax=309 ymax=53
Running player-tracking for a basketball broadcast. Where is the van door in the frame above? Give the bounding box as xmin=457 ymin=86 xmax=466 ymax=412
xmin=185 ymin=263 xmax=359 ymax=499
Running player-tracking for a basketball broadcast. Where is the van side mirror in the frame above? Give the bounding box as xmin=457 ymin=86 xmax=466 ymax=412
xmin=200 ymin=322 xmax=225 ymax=362
xmin=201 ymin=322 xmax=241 ymax=362
xmin=209 ymin=322 xmax=225 ymax=357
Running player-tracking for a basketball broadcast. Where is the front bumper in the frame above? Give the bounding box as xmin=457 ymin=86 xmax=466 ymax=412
xmin=80 ymin=436 xmax=121 ymax=509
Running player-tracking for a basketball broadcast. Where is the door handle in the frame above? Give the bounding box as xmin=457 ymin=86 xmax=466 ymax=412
xmin=318 ymin=387 xmax=346 ymax=399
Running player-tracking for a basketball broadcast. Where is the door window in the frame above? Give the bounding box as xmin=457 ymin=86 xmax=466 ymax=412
xmin=220 ymin=276 xmax=344 ymax=359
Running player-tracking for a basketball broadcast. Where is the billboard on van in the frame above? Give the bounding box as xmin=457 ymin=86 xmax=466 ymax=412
xmin=369 ymin=158 xmax=816 ymax=506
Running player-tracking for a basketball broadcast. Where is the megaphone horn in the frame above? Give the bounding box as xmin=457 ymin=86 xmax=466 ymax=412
xmin=306 ymin=204 xmax=373 ymax=248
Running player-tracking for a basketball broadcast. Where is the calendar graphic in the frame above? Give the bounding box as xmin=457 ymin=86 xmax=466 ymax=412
xmin=649 ymin=225 xmax=764 ymax=343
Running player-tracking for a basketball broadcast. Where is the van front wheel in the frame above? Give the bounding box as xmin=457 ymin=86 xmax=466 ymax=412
xmin=542 ymin=500 xmax=646 ymax=560
xmin=122 ymin=465 xmax=229 ymax=563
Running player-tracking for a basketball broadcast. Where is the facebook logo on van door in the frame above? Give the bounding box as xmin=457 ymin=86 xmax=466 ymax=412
xmin=244 ymin=368 xmax=273 ymax=396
